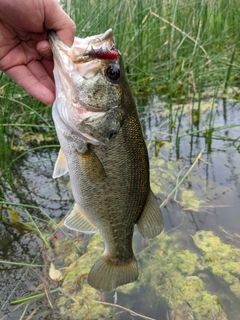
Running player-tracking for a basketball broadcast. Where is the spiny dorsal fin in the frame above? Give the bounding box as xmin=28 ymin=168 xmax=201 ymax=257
xmin=137 ymin=189 xmax=163 ymax=238
xmin=64 ymin=204 xmax=97 ymax=234
xmin=53 ymin=148 xmax=68 ymax=178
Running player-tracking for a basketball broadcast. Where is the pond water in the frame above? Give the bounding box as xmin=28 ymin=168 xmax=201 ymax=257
xmin=0 ymin=94 xmax=240 ymax=320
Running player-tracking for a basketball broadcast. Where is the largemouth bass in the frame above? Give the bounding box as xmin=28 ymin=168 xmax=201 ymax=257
xmin=48 ymin=29 xmax=163 ymax=292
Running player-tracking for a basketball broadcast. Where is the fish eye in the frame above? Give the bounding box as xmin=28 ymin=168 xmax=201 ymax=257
xmin=106 ymin=65 xmax=120 ymax=81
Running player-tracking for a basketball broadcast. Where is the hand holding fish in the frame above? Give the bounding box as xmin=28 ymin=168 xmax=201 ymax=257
xmin=0 ymin=0 xmax=75 ymax=104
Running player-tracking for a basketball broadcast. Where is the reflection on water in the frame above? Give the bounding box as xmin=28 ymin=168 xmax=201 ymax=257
xmin=0 ymin=95 xmax=240 ymax=319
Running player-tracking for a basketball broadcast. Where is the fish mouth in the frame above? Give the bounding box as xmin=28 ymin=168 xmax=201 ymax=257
xmin=48 ymin=29 xmax=117 ymax=65
xmin=49 ymin=30 xmax=122 ymax=145
xmin=48 ymin=30 xmax=119 ymax=112
xmin=48 ymin=31 xmax=69 ymax=64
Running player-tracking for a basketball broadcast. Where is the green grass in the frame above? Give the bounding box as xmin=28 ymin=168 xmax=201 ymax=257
xmin=0 ymin=74 xmax=55 ymax=181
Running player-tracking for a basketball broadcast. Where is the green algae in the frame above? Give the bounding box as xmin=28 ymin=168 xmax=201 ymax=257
xmin=150 ymin=157 xmax=179 ymax=197
xmin=117 ymin=230 xmax=240 ymax=319
xmin=150 ymin=155 xmax=207 ymax=212
xmin=137 ymin=234 xmax=225 ymax=319
xmin=193 ymin=230 xmax=240 ymax=298
xmin=48 ymin=237 xmax=83 ymax=267
xmin=180 ymin=190 xmax=205 ymax=211
xmin=150 ymin=155 xmax=231 ymax=214
xmin=58 ymin=286 xmax=110 ymax=320
xmin=62 ymin=233 xmax=103 ymax=291
xmin=47 ymin=223 xmax=240 ymax=319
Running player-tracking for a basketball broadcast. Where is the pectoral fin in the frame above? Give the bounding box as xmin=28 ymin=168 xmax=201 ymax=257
xmin=64 ymin=204 xmax=97 ymax=234
xmin=77 ymin=148 xmax=106 ymax=181
xmin=53 ymin=148 xmax=68 ymax=178
xmin=137 ymin=190 xmax=163 ymax=238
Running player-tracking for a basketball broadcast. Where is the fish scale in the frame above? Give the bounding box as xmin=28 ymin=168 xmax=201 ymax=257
xmin=49 ymin=29 xmax=163 ymax=292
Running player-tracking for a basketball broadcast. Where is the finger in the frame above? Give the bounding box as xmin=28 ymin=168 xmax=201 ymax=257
xmin=43 ymin=0 xmax=76 ymax=47
xmin=39 ymin=58 xmax=55 ymax=82
xmin=56 ymin=26 xmax=76 ymax=47
xmin=5 ymin=65 xmax=55 ymax=105
xmin=36 ymin=40 xmax=53 ymax=60
xmin=27 ymin=59 xmax=55 ymax=92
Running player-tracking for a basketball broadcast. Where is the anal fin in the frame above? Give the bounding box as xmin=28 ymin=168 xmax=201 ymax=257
xmin=64 ymin=204 xmax=97 ymax=234
xmin=137 ymin=190 xmax=163 ymax=238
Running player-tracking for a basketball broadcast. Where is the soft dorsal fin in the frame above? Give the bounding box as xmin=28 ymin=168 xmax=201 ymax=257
xmin=136 ymin=190 xmax=163 ymax=239
xmin=52 ymin=148 xmax=68 ymax=178
xmin=64 ymin=204 xmax=97 ymax=234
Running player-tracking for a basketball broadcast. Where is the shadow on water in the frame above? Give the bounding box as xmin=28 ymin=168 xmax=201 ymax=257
xmin=0 ymin=94 xmax=240 ymax=319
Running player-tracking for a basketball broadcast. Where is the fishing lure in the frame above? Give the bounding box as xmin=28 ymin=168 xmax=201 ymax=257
xmin=85 ymin=46 xmax=119 ymax=60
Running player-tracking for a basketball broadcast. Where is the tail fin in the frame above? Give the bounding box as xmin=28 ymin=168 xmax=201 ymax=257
xmin=88 ymin=254 xmax=138 ymax=292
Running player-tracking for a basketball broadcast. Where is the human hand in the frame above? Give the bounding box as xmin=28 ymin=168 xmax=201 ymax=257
xmin=0 ymin=0 xmax=76 ymax=105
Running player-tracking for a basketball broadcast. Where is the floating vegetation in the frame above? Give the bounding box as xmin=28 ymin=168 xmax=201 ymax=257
xmin=42 ymin=227 xmax=240 ymax=320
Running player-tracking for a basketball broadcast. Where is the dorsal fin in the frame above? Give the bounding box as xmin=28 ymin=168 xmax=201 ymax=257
xmin=52 ymin=148 xmax=68 ymax=178
xmin=136 ymin=190 xmax=163 ymax=238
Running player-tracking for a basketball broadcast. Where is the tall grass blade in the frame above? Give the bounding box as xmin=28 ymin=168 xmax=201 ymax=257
xmin=11 ymin=289 xmax=59 ymax=305
xmin=223 ymin=29 xmax=240 ymax=94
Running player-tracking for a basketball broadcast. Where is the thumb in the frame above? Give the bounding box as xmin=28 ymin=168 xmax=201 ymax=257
xmin=43 ymin=0 xmax=76 ymax=47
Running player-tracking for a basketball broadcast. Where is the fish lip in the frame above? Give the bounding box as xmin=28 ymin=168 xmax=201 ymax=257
xmin=48 ymin=30 xmax=68 ymax=52
xmin=48 ymin=30 xmax=71 ymax=72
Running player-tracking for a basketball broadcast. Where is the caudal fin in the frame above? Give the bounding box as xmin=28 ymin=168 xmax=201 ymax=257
xmin=88 ymin=254 xmax=138 ymax=292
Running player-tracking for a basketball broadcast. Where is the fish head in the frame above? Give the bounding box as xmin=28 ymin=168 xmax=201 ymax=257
xmin=48 ymin=29 xmax=126 ymax=145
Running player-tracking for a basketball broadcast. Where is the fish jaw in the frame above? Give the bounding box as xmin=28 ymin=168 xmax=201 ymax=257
xmin=48 ymin=30 xmax=124 ymax=145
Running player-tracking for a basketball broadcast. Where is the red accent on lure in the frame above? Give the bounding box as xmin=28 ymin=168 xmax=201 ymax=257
xmin=86 ymin=47 xmax=119 ymax=60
